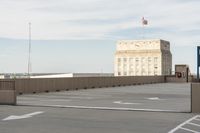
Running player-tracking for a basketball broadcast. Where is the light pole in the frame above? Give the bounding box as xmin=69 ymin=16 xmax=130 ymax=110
xmin=28 ymin=22 xmax=31 ymax=78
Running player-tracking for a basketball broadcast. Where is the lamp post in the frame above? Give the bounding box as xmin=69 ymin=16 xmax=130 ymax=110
xmin=28 ymin=22 xmax=31 ymax=78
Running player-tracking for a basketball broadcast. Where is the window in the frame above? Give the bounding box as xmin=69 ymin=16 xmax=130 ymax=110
xmin=118 ymin=72 xmax=121 ymax=76
xmin=148 ymin=57 xmax=151 ymax=62
xmin=142 ymin=57 xmax=145 ymax=63
xmin=142 ymin=71 xmax=146 ymax=75
xmin=148 ymin=71 xmax=151 ymax=75
xmin=130 ymin=64 xmax=134 ymax=69
xmin=129 ymin=71 xmax=134 ymax=75
xmin=129 ymin=58 xmax=133 ymax=63
xmin=154 ymin=72 xmax=157 ymax=76
xmin=136 ymin=64 xmax=139 ymax=69
xmin=123 ymin=58 xmax=127 ymax=62
xmin=124 ymin=72 xmax=127 ymax=76
xmin=136 ymin=71 xmax=139 ymax=75
xmin=118 ymin=58 xmax=121 ymax=62
xmin=142 ymin=64 xmax=145 ymax=69
xmin=154 ymin=57 xmax=158 ymax=63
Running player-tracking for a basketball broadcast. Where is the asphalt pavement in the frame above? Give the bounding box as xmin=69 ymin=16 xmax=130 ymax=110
xmin=0 ymin=105 xmax=196 ymax=133
xmin=17 ymin=83 xmax=191 ymax=112
xmin=0 ymin=83 xmax=199 ymax=133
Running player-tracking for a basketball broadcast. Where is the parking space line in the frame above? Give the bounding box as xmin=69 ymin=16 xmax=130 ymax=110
xmin=18 ymin=104 xmax=185 ymax=113
xmin=179 ymin=127 xmax=200 ymax=133
xmin=188 ymin=122 xmax=200 ymax=127
xmin=113 ymin=101 xmax=141 ymax=105
xmin=168 ymin=115 xmax=200 ymax=133
xmin=195 ymin=118 xmax=200 ymax=121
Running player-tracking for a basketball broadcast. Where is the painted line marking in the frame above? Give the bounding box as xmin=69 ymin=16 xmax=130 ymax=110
xmin=179 ymin=127 xmax=200 ymax=133
xmin=40 ymin=99 xmax=71 ymax=102
xmin=2 ymin=111 xmax=44 ymax=121
xmin=66 ymin=97 xmax=93 ymax=99
xmin=19 ymin=104 xmax=185 ymax=113
xmin=188 ymin=122 xmax=200 ymax=127
xmin=168 ymin=115 xmax=200 ymax=133
xmin=113 ymin=101 xmax=141 ymax=105
xmin=147 ymin=97 xmax=163 ymax=100
xmin=195 ymin=118 xmax=200 ymax=121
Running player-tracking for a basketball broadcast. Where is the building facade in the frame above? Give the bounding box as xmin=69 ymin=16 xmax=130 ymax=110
xmin=114 ymin=39 xmax=172 ymax=76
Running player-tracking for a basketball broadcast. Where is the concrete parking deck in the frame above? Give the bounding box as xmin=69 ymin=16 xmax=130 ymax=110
xmin=1 ymin=83 xmax=198 ymax=133
xmin=17 ymin=83 xmax=191 ymax=112
xmin=0 ymin=105 xmax=196 ymax=133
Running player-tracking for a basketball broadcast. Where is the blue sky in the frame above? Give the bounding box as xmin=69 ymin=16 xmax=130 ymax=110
xmin=0 ymin=0 xmax=199 ymax=73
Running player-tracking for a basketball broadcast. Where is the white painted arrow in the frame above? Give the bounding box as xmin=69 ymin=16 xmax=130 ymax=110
xmin=2 ymin=111 xmax=44 ymax=121
xmin=113 ymin=101 xmax=141 ymax=105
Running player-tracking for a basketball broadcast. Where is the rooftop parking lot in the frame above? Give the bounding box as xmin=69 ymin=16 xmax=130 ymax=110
xmin=1 ymin=83 xmax=199 ymax=133
xmin=17 ymin=83 xmax=191 ymax=112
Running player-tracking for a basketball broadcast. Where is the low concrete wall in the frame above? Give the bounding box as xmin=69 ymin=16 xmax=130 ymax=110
xmin=166 ymin=76 xmax=186 ymax=82
xmin=0 ymin=80 xmax=16 ymax=105
xmin=14 ymin=76 xmax=165 ymax=94
xmin=191 ymin=83 xmax=200 ymax=113
xmin=165 ymin=75 xmax=194 ymax=83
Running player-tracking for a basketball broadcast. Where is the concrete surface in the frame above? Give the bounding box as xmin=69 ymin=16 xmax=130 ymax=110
xmin=0 ymin=83 xmax=199 ymax=133
xmin=0 ymin=90 xmax=16 ymax=105
xmin=191 ymin=83 xmax=200 ymax=113
xmin=0 ymin=105 xmax=196 ymax=133
xmin=0 ymin=80 xmax=16 ymax=105
xmin=17 ymin=83 xmax=191 ymax=112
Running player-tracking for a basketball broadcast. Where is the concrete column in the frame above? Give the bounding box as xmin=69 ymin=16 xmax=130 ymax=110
xmin=0 ymin=80 xmax=16 ymax=105
xmin=0 ymin=90 xmax=16 ymax=105
xmin=191 ymin=83 xmax=200 ymax=113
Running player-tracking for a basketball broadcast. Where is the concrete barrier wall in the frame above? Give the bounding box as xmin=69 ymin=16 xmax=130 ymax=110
xmin=166 ymin=77 xmax=186 ymax=83
xmin=165 ymin=76 xmax=194 ymax=83
xmin=191 ymin=83 xmax=200 ymax=113
xmin=14 ymin=76 xmax=165 ymax=94
xmin=0 ymin=80 xmax=16 ymax=105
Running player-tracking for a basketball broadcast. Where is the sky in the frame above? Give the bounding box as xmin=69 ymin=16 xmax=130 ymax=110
xmin=0 ymin=0 xmax=200 ymax=73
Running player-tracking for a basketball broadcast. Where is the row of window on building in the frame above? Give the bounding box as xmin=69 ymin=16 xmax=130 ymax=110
xmin=117 ymin=71 xmax=159 ymax=76
xmin=117 ymin=57 xmax=158 ymax=63
xmin=116 ymin=57 xmax=160 ymax=76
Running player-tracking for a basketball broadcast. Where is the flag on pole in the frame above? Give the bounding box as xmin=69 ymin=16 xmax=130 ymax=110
xmin=142 ymin=17 xmax=148 ymax=25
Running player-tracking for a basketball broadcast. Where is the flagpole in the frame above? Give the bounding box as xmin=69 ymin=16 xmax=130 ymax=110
xmin=142 ymin=23 xmax=144 ymax=39
xmin=142 ymin=17 xmax=144 ymax=39
xmin=142 ymin=17 xmax=148 ymax=39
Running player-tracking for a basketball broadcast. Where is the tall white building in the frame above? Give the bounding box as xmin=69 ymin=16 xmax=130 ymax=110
xmin=114 ymin=39 xmax=172 ymax=76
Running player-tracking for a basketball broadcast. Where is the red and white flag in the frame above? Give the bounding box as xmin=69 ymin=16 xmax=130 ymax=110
xmin=142 ymin=17 xmax=148 ymax=25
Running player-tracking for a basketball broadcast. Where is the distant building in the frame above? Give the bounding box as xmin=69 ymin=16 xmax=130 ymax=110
xmin=175 ymin=64 xmax=190 ymax=78
xmin=0 ymin=75 xmax=4 ymax=79
xmin=30 ymin=73 xmax=114 ymax=78
xmin=114 ymin=39 xmax=172 ymax=76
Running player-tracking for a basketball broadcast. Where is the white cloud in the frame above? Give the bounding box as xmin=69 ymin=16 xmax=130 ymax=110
xmin=0 ymin=0 xmax=200 ymax=44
